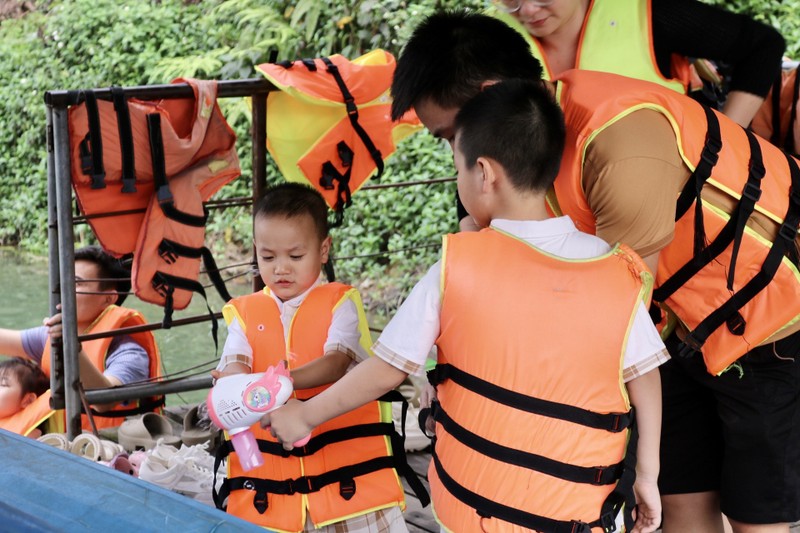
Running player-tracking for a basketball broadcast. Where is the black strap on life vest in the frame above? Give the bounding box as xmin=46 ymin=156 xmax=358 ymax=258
xmin=680 ymin=153 xmax=800 ymax=356
xmin=433 ymin=404 xmax=624 ymax=486
xmin=80 ymin=90 xmax=107 ymax=190
xmin=212 ymin=390 xmax=429 ymax=512
xmin=427 ymin=363 xmax=632 ymax=433
xmin=110 ymin=86 xmax=137 ymax=194
xmin=320 ymin=141 xmax=354 ymax=226
xmin=430 ymin=414 xmax=638 ymax=533
xmin=674 ymin=105 xmax=722 ymax=256
xmin=655 ymin=126 xmax=768 ymax=356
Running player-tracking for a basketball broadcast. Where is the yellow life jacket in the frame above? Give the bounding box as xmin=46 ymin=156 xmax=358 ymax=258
xmin=215 ymin=283 xmax=427 ymax=532
xmin=256 ymin=50 xmax=422 ymax=222
xmin=67 ymin=78 xmax=238 ymax=322
xmin=553 ymin=69 xmax=800 ymax=375
xmin=429 ymin=229 xmax=649 ymax=532
xmin=491 ymin=0 xmax=693 ymax=93
xmin=0 ymin=391 xmax=61 ymax=437
xmin=41 ymin=305 xmax=162 ymax=430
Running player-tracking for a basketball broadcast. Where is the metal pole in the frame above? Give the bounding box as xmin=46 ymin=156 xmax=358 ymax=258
xmin=52 ymin=106 xmax=82 ymax=439
xmin=251 ymin=93 xmax=267 ymax=293
xmin=84 ymin=375 xmax=213 ymax=405
xmin=45 ymin=106 xmax=65 ymax=411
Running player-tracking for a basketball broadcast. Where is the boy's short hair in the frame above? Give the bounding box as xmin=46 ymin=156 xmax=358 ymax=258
xmin=74 ymin=245 xmax=131 ymax=305
xmin=391 ymin=10 xmax=543 ymax=120
xmin=455 ymin=79 xmax=566 ymax=193
xmin=0 ymin=358 xmax=49 ymax=397
xmin=254 ymin=182 xmax=330 ymax=240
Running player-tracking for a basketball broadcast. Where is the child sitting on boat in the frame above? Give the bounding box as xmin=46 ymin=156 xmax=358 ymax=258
xmin=210 ymin=182 xmax=415 ymax=533
xmin=264 ymin=79 xmax=667 ymax=533
xmin=0 ymin=357 xmax=52 ymax=438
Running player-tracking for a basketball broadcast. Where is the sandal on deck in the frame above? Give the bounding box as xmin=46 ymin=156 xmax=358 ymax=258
xmin=118 ymin=413 xmax=180 ymax=452
xmin=180 ymin=404 xmax=214 ymax=447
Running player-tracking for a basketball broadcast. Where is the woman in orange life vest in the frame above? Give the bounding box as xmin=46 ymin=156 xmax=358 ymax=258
xmin=389 ymin=11 xmax=800 ymax=533
xmin=0 ymin=246 xmax=159 ymax=424
xmin=210 ymin=183 xmax=409 ymax=533
xmin=0 ymin=357 xmax=51 ymax=438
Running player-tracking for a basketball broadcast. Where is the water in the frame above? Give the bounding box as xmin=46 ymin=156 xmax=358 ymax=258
xmin=0 ymin=248 xmax=254 ymax=406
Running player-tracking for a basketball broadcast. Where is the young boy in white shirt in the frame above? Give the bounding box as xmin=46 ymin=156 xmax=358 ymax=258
xmin=265 ymin=80 xmax=666 ymax=533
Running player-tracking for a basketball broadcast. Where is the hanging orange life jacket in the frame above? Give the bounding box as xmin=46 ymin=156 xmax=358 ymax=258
xmin=214 ymin=283 xmax=427 ymax=533
xmin=67 ymin=78 xmax=238 ymax=319
xmin=0 ymin=391 xmax=60 ymax=437
xmin=256 ymin=50 xmax=421 ymax=223
xmin=429 ymin=229 xmax=649 ymax=532
xmin=41 ymin=305 xmax=162 ymax=431
xmin=552 ymin=69 xmax=800 ymax=375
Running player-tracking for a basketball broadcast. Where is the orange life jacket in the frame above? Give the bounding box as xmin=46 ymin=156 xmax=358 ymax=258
xmin=492 ymin=0 xmax=698 ymax=94
xmin=67 ymin=78 xmax=238 ymax=316
xmin=553 ymin=69 xmax=800 ymax=375
xmin=429 ymin=229 xmax=648 ymax=532
xmin=256 ymin=50 xmax=421 ymax=223
xmin=0 ymin=391 xmax=60 ymax=437
xmin=215 ymin=283 xmax=426 ymax=532
xmin=41 ymin=305 xmax=162 ymax=430
xmin=751 ymin=63 xmax=800 ymax=156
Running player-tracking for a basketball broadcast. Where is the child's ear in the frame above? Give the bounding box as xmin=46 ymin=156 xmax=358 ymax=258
xmin=19 ymin=392 xmax=37 ymax=409
xmin=476 ymin=156 xmax=498 ymax=193
xmin=320 ymin=236 xmax=332 ymax=263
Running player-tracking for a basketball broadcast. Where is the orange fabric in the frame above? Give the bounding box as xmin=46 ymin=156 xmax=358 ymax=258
xmin=432 ymin=229 xmax=644 ymax=532
xmin=554 ymin=69 xmax=800 ymax=374
xmin=68 ymin=78 xmax=239 ymax=256
xmin=751 ymin=67 xmax=800 ymax=154
xmin=225 ymin=284 xmax=404 ymax=532
xmin=41 ymin=305 xmax=161 ymax=430
xmin=0 ymin=391 xmax=55 ymax=437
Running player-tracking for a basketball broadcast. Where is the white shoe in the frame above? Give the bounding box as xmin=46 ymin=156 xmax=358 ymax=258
xmin=138 ymin=455 xmax=214 ymax=497
xmin=150 ymin=439 xmax=215 ymax=471
xmin=392 ymin=381 xmax=431 ymax=452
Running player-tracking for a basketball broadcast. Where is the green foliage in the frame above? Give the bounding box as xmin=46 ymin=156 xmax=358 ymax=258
xmin=2 ymin=0 xmax=800 ymax=319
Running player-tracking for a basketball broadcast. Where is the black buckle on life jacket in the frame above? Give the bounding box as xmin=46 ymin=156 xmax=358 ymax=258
xmin=158 ymin=240 xmax=178 ymax=264
xmin=779 ymin=219 xmax=799 ymax=242
xmin=250 ymin=482 xmax=269 ymax=514
xmin=678 ymin=334 xmax=702 ymax=358
xmin=741 ymin=180 xmax=763 ymax=204
xmin=726 ymin=311 xmax=746 ymax=336
xmin=598 ymin=511 xmax=617 ymax=532
xmin=339 ymin=478 xmax=356 ymax=501
xmin=569 ymin=520 xmax=592 ymax=533
xmin=156 ymin=183 xmax=173 ymax=205
xmin=700 ymin=136 xmax=722 ymax=167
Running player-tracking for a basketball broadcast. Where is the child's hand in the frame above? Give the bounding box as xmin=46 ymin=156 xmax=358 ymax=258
xmin=261 ymin=399 xmax=313 ymax=450
xmin=630 ymin=477 xmax=661 ymax=533
xmin=210 ymin=362 xmax=250 ymax=383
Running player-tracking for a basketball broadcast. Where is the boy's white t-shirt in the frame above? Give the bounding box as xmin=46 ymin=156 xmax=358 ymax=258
xmin=374 ymin=217 xmax=669 ymax=382
xmin=218 ymin=278 xmax=369 ymax=371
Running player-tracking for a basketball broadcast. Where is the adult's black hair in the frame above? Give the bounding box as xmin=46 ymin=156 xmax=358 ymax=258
xmin=391 ymin=10 xmax=543 ymax=121
xmin=254 ymin=182 xmax=330 ymax=241
xmin=455 ymin=79 xmax=566 ymax=193
xmin=0 ymin=357 xmax=49 ymax=397
xmin=74 ymin=245 xmax=132 ymax=305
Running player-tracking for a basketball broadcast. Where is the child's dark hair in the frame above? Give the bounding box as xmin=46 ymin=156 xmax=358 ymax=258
xmin=254 ymin=182 xmax=330 ymax=240
xmin=454 ymin=79 xmax=566 ymax=193
xmin=391 ymin=10 xmax=543 ymax=121
xmin=0 ymin=358 xmax=49 ymax=397
xmin=74 ymin=245 xmax=132 ymax=305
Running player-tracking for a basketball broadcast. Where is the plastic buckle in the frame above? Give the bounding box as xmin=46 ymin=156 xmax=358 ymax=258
xmin=726 ymin=312 xmax=746 ymax=336
xmin=749 ymin=158 xmax=766 ymax=181
xmin=253 ymin=489 xmax=268 ymax=514
xmin=677 ymin=336 xmax=701 ymax=358
xmin=158 ymin=242 xmax=178 ymax=264
xmin=339 ymin=479 xmax=356 ymax=501
xmin=741 ymin=181 xmax=762 ymax=204
xmin=699 ymin=146 xmax=719 ymax=168
xmin=599 ymin=511 xmax=617 ymax=532
xmin=90 ymin=172 xmax=106 ymax=190
xmin=570 ymin=520 xmax=591 ymax=533
xmin=592 ymin=467 xmax=606 ymax=486
xmin=344 ymin=98 xmax=358 ymax=117
xmin=705 ymin=134 xmax=723 ymax=155
xmin=156 ymin=184 xmax=173 ymax=204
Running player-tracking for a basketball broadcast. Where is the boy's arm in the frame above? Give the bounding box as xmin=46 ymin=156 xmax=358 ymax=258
xmin=264 ymin=355 xmax=407 ymax=447
xmin=290 ymin=350 xmax=351 ymax=390
xmin=0 ymin=328 xmax=28 ymax=358
xmin=626 ymin=368 xmax=662 ymax=533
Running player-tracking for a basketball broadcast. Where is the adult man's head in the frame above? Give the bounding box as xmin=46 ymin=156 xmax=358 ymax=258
xmin=390 ymin=10 xmax=543 ymax=141
xmin=73 ymin=246 xmax=132 ymax=325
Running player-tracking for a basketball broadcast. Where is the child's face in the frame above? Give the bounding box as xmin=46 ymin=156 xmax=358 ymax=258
xmin=0 ymin=370 xmax=28 ymax=419
xmin=254 ymin=213 xmax=331 ymax=302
